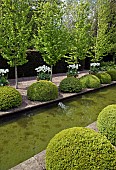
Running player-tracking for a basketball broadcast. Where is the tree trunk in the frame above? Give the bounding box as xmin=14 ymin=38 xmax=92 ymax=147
xmin=50 ymin=65 xmax=53 ymax=82
xmin=15 ymin=65 xmax=18 ymax=89
xmin=113 ymin=54 xmax=116 ymax=63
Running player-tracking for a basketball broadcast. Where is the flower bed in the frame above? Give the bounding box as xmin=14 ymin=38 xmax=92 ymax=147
xmin=0 ymin=68 xmax=9 ymax=86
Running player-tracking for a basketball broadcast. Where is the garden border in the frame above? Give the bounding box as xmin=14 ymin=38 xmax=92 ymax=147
xmin=0 ymin=81 xmax=116 ymax=118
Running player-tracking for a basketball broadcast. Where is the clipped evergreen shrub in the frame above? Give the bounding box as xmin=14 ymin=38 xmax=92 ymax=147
xmin=0 ymin=86 xmax=22 ymax=110
xmin=27 ymin=80 xmax=58 ymax=101
xmin=80 ymin=74 xmax=101 ymax=88
xmin=97 ymin=104 xmax=116 ymax=146
xmin=107 ymin=70 xmax=116 ymax=81
xmin=46 ymin=127 xmax=116 ymax=170
xmin=96 ymin=72 xmax=111 ymax=84
xmin=59 ymin=77 xmax=82 ymax=93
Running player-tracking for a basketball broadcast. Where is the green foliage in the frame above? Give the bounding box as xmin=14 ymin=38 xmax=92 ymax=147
xmin=0 ymin=86 xmax=22 ymax=110
xmin=34 ymin=0 xmax=69 ymax=66
xmin=27 ymin=80 xmax=58 ymax=101
xmin=37 ymin=72 xmax=50 ymax=81
xmin=59 ymin=77 xmax=82 ymax=93
xmin=0 ymin=0 xmax=33 ymax=87
xmin=67 ymin=64 xmax=79 ymax=77
xmin=107 ymin=70 xmax=116 ymax=81
xmin=89 ymin=63 xmax=100 ymax=74
xmin=94 ymin=0 xmax=111 ymax=61
xmin=46 ymin=127 xmax=116 ymax=170
xmin=0 ymin=68 xmax=9 ymax=86
xmin=0 ymin=76 xmax=9 ymax=86
xmin=35 ymin=65 xmax=51 ymax=81
xmin=96 ymin=72 xmax=111 ymax=84
xmin=64 ymin=0 xmax=91 ymax=63
xmin=108 ymin=0 xmax=116 ymax=58
xmin=100 ymin=61 xmax=116 ymax=71
xmin=97 ymin=104 xmax=116 ymax=146
xmin=0 ymin=0 xmax=32 ymax=67
xmin=89 ymin=66 xmax=100 ymax=74
xmin=80 ymin=74 xmax=101 ymax=88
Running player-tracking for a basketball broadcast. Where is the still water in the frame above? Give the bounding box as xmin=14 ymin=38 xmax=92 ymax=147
xmin=0 ymin=85 xmax=116 ymax=170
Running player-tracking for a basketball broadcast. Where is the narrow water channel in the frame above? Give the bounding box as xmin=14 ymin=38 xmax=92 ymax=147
xmin=0 ymin=85 xmax=116 ymax=170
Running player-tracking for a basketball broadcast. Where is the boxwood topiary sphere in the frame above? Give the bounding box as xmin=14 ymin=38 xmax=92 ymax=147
xmin=0 ymin=86 xmax=22 ymax=110
xmin=96 ymin=72 xmax=111 ymax=84
xmin=107 ymin=70 xmax=116 ymax=81
xmin=59 ymin=77 xmax=82 ymax=93
xmin=97 ymin=104 xmax=116 ymax=146
xmin=80 ymin=74 xmax=101 ymax=88
xmin=27 ymin=80 xmax=58 ymax=101
xmin=46 ymin=127 xmax=116 ymax=170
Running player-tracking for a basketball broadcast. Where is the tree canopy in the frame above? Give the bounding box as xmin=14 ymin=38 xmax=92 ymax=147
xmin=0 ymin=0 xmax=33 ymax=88
xmin=34 ymin=0 xmax=69 ymax=79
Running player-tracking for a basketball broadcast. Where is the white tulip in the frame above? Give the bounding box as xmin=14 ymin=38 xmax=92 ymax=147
xmin=67 ymin=64 xmax=80 ymax=70
xmin=35 ymin=65 xmax=51 ymax=73
xmin=0 ymin=69 xmax=9 ymax=75
xmin=90 ymin=63 xmax=100 ymax=67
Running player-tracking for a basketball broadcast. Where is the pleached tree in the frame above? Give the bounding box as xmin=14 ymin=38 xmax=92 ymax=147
xmin=63 ymin=0 xmax=92 ymax=64
xmin=34 ymin=0 xmax=69 ymax=81
xmin=0 ymin=0 xmax=33 ymax=88
xmin=93 ymin=0 xmax=111 ymax=62
xmin=109 ymin=0 xmax=116 ymax=62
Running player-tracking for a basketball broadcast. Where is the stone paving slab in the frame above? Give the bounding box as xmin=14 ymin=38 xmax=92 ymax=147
xmin=10 ymin=150 xmax=46 ymax=170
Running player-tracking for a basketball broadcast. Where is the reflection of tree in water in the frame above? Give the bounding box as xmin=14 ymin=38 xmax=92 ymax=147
xmin=17 ymin=116 xmax=34 ymax=128
xmin=81 ymin=97 xmax=96 ymax=105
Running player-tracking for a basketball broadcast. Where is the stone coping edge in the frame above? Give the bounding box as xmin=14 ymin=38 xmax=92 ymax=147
xmin=10 ymin=150 xmax=46 ymax=170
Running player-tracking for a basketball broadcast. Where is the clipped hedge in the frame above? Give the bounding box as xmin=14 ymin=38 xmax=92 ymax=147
xmin=59 ymin=77 xmax=82 ymax=93
xmin=0 ymin=86 xmax=22 ymax=110
xmin=80 ymin=74 xmax=101 ymax=89
xmin=107 ymin=70 xmax=116 ymax=81
xmin=96 ymin=72 xmax=111 ymax=84
xmin=27 ymin=80 xmax=58 ymax=101
xmin=97 ymin=104 xmax=116 ymax=146
xmin=46 ymin=127 xmax=116 ymax=170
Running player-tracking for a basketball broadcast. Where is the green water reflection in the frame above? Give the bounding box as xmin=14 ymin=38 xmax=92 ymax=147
xmin=0 ymin=85 xmax=116 ymax=170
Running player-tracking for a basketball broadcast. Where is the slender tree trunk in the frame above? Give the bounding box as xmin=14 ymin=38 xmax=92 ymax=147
xmin=95 ymin=27 xmax=98 ymax=62
xmin=15 ymin=65 xmax=18 ymax=89
xmin=50 ymin=65 xmax=53 ymax=82
xmin=113 ymin=54 xmax=116 ymax=63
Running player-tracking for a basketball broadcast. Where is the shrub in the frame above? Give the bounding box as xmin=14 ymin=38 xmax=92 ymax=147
xmin=0 ymin=86 xmax=22 ymax=110
xmin=107 ymin=70 xmax=116 ymax=81
xmin=67 ymin=64 xmax=79 ymax=77
xmin=100 ymin=61 xmax=116 ymax=71
xmin=35 ymin=65 xmax=51 ymax=81
xmin=59 ymin=77 xmax=82 ymax=93
xmin=89 ymin=62 xmax=100 ymax=74
xmin=46 ymin=127 xmax=116 ymax=170
xmin=0 ymin=76 xmax=9 ymax=86
xmin=96 ymin=72 xmax=111 ymax=84
xmin=80 ymin=74 xmax=101 ymax=88
xmin=97 ymin=104 xmax=116 ymax=146
xmin=27 ymin=80 xmax=58 ymax=101
xmin=0 ymin=68 xmax=9 ymax=86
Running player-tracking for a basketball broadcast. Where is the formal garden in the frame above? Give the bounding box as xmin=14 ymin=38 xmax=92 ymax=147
xmin=0 ymin=0 xmax=116 ymax=170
